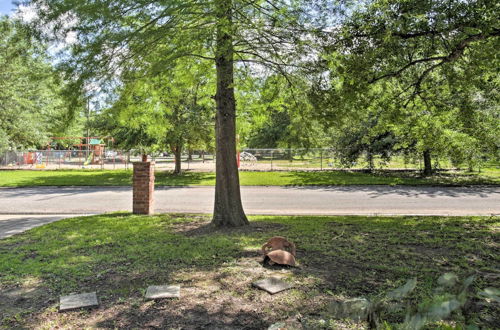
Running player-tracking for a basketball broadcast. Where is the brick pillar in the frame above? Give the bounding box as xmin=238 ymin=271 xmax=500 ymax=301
xmin=133 ymin=161 xmax=155 ymax=215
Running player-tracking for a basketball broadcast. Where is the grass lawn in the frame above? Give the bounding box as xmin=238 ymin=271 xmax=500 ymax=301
xmin=0 ymin=214 xmax=498 ymax=329
xmin=0 ymin=168 xmax=498 ymax=187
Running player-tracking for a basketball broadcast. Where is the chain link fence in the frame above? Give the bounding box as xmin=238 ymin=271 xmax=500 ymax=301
xmin=0 ymin=150 xmax=216 ymax=170
xmin=0 ymin=150 xmax=131 ymax=169
xmin=239 ymin=148 xmax=433 ymax=171
xmin=1 ymin=148 xmax=460 ymax=172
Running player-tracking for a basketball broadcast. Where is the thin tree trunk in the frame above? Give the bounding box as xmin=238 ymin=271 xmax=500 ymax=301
xmin=423 ymin=149 xmax=432 ymax=176
xmin=212 ymin=0 xmax=248 ymax=227
xmin=467 ymin=158 xmax=474 ymax=172
xmin=366 ymin=151 xmax=374 ymax=173
xmin=173 ymin=145 xmax=182 ymax=175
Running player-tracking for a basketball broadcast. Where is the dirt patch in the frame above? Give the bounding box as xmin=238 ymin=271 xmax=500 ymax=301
xmin=3 ymin=239 xmax=332 ymax=329
xmin=15 ymin=258 xmax=329 ymax=329
xmin=0 ymin=282 xmax=54 ymax=326
xmin=172 ymin=218 xmax=288 ymax=237
xmin=405 ymin=244 xmax=454 ymax=257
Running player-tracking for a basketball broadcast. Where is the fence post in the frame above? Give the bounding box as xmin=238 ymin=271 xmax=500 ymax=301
xmin=270 ymin=150 xmax=273 ymax=171
xmin=320 ymin=149 xmax=323 ymax=171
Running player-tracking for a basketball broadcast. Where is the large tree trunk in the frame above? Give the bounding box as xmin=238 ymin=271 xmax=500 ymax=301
xmin=173 ymin=145 xmax=182 ymax=175
xmin=423 ymin=149 xmax=432 ymax=176
xmin=212 ymin=0 xmax=249 ymax=227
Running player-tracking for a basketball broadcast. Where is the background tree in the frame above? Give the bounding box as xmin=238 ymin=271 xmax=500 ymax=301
xmin=314 ymin=0 xmax=499 ymax=174
xmin=93 ymin=82 xmax=164 ymax=159
xmin=0 ymin=16 xmax=78 ymax=151
xmin=329 ymin=118 xmax=398 ymax=171
xmin=96 ymin=59 xmax=215 ymax=174
xmin=245 ymin=74 xmax=327 ymax=152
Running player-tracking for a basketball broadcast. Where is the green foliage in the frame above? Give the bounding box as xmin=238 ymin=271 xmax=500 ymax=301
xmin=27 ymin=0 xmax=330 ymax=148
xmin=93 ymin=59 xmax=215 ymax=157
xmin=329 ymin=117 xmax=398 ymax=169
xmin=245 ymin=74 xmax=327 ymax=149
xmin=0 ymin=17 xmax=77 ymax=151
xmin=314 ymin=0 xmax=500 ymax=172
xmin=329 ymin=274 xmax=498 ymax=329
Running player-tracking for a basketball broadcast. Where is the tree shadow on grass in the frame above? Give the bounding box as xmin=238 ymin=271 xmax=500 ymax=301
xmin=0 ymin=169 xmax=214 ymax=188
xmin=4 ymin=170 xmax=133 ymax=187
xmin=283 ymin=169 xmax=499 ymax=187
xmin=171 ymin=218 xmax=288 ymax=237
xmin=94 ymin=300 xmax=270 ymax=329
xmin=0 ymin=214 xmax=498 ymax=328
xmin=155 ymin=170 xmax=215 ymax=186
xmin=0 ymin=213 xmax=276 ymax=327
xmin=279 ymin=171 xmax=500 ymax=198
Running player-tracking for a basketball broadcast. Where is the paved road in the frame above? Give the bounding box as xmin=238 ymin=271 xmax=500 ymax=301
xmin=1 ymin=185 xmax=499 ymax=216
xmin=1 ymin=185 xmax=499 ymax=238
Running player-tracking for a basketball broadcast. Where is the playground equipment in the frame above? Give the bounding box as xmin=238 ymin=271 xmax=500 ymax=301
xmin=48 ymin=136 xmax=114 ymax=165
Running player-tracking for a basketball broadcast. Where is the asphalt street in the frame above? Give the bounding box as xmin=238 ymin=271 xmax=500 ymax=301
xmin=0 ymin=185 xmax=498 ymax=238
xmin=1 ymin=185 xmax=499 ymax=215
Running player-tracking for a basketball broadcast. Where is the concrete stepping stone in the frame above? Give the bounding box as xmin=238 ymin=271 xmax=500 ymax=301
xmin=252 ymin=277 xmax=293 ymax=294
xmin=145 ymin=285 xmax=180 ymax=300
xmin=59 ymin=292 xmax=98 ymax=311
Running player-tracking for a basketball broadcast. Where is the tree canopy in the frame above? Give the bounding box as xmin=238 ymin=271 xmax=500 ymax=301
xmin=0 ymin=16 xmax=77 ymax=151
xmin=95 ymin=58 xmax=215 ymax=174
xmin=313 ymin=0 xmax=499 ymax=173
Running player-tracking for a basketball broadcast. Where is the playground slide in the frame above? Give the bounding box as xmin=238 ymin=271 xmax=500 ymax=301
xmin=83 ymin=153 xmax=93 ymax=166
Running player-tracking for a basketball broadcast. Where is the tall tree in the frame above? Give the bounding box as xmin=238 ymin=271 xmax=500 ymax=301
xmin=28 ymin=0 xmax=325 ymax=226
xmin=0 ymin=17 xmax=75 ymax=151
xmin=315 ymin=0 xmax=499 ymax=174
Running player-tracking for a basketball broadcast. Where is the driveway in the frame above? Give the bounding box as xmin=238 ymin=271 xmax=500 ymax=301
xmin=0 ymin=214 xmax=87 ymax=239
